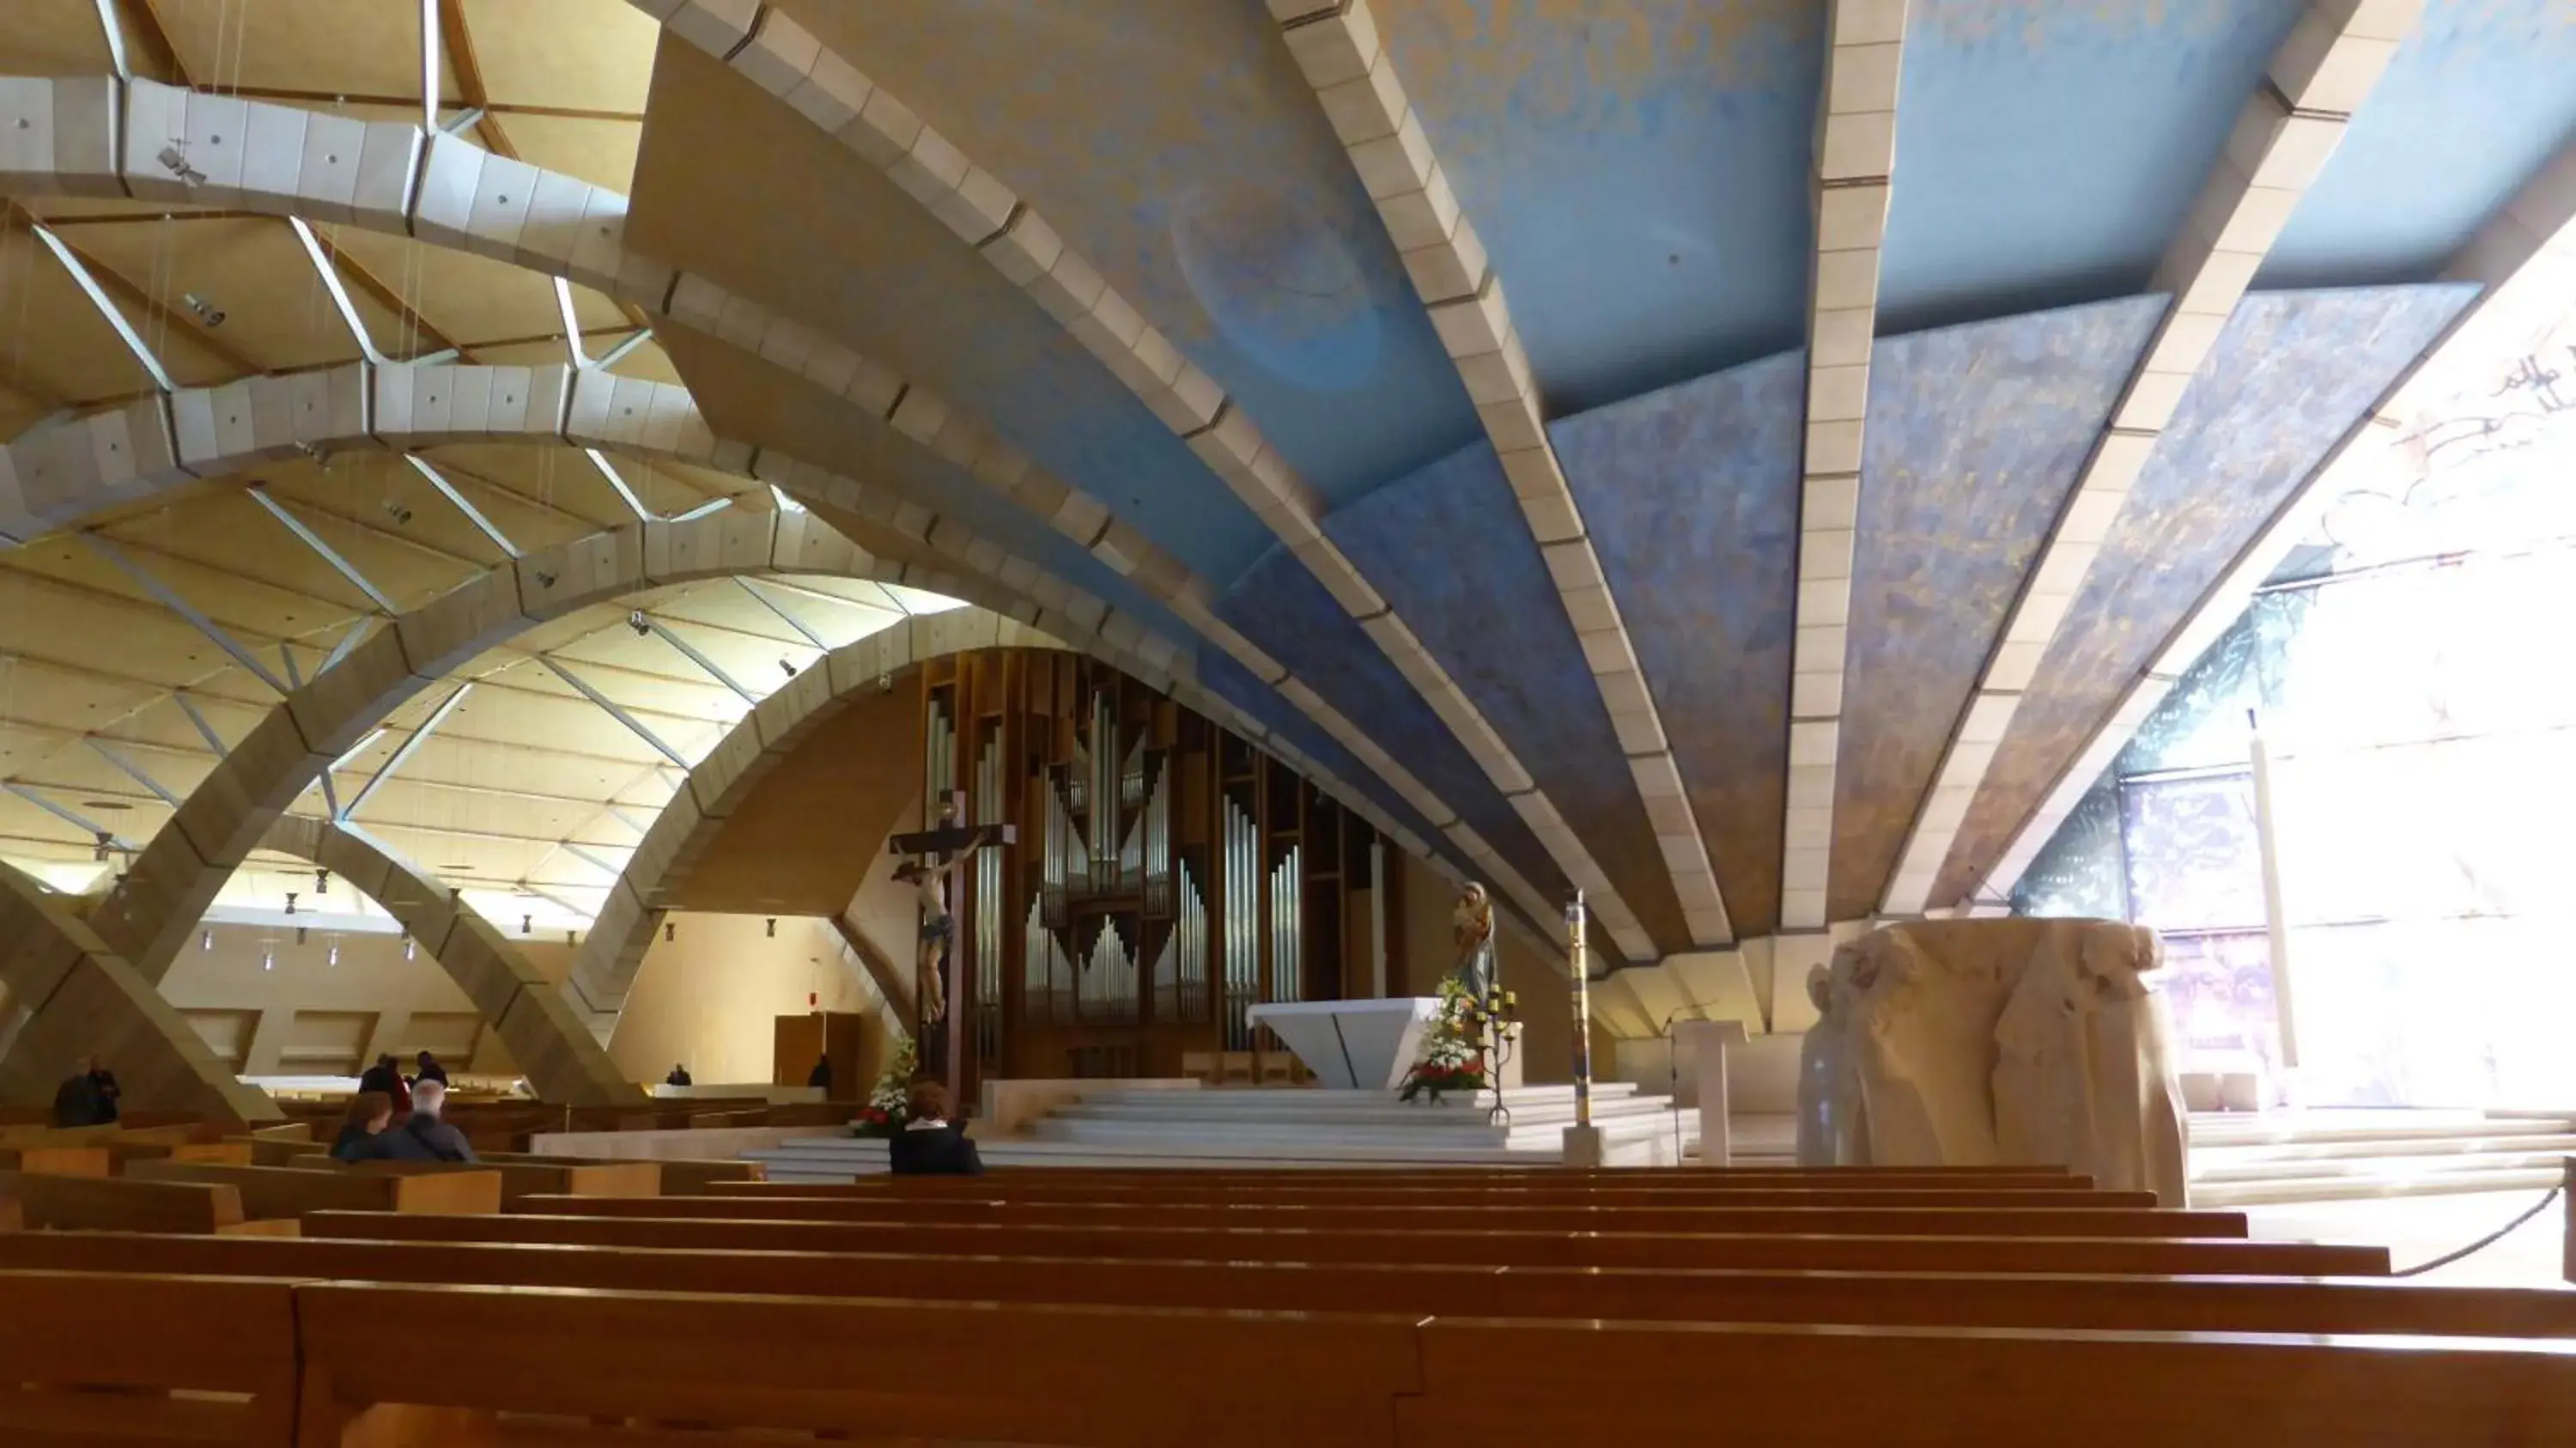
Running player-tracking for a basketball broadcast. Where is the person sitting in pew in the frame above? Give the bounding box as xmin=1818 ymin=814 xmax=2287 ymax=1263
xmin=395 ymin=1081 xmax=477 ymax=1163
xmin=665 ymin=1064 xmax=693 ymax=1087
xmin=50 ymin=1056 xmax=121 ymax=1127
xmin=331 ymin=1092 xmax=397 ymax=1161
xmin=888 ymin=1080 xmax=983 ymax=1177
xmin=413 ymin=1050 xmax=449 ymax=1088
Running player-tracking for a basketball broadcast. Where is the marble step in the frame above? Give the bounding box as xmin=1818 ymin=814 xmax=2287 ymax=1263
xmin=2186 ymin=1113 xmax=2576 ymax=1148
xmin=2190 ymin=1133 xmax=2576 ymax=1171
xmin=2194 ymin=1165 xmax=2567 ymax=1208
xmin=2192 ymin=1145 xmax=2576 ymax=1184
xmin=1066 ymin=1083 xmax=1643 ymax=1113
xmin=1050 ymin=1096 xmax=1679 ymax=1129
xmin=1028 ymin=1111 xmax=1692 ymax=1151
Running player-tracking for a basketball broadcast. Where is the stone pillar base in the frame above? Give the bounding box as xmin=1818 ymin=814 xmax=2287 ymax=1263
xmin=1561 ymin=1123 xmax=1607 ymax=1168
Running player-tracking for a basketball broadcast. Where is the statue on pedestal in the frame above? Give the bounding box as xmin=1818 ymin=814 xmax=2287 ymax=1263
xmin=1449 ymin=882 xmax=1494 ymax=1001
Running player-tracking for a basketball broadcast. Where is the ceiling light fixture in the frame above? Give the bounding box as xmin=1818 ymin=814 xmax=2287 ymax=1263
xmin=402 ymin=934 xmax=416 ymax=962
xmin=315 ymin=868 xmax=330 ymax=897
xmin=295 ymin=925 xmax=308 ymax=946
xmin=284 ymin=891 xmax=298 ymax=916
xmin=327 ymin=942 xmax=340 ymax=968
xmin=665 ymin=922 xmax=676 ymax=943
xmin=201 ymin=928 xmax=214 ymax=952
xmin=520 ymin=914 xmax=532 ymax=935
xmin=766 ymin=917 xmax=776 ymax=939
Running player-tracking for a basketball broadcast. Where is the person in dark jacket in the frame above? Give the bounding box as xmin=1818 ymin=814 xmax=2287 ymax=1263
xmin=356 ymin=1054 xmax=411 ymax=1115
xmin=665 ymin=1064 xmax=693 ymax=1086
xmin=806 ymin=1056 xmax=833 ymax=1094
xmin=393 ymin=1080 xmax=477 ymax=1161
xmin=887 ymin=1080 xmax=983 ymax=1177
xmin=412 ymin=1050 xmax=449 ymax=1087
xmin=330 ymin=1091 xmax=396 ymax=1160
xmin=50 ymin=1056 xmax=121 ymax=1127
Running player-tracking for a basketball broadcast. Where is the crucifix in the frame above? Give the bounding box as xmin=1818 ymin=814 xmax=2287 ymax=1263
xmin=888 ymin=792 xmax=1016 ymax=1096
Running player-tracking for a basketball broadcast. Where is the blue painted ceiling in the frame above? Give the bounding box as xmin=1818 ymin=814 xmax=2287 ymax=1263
xmin=629 ymin=0 xmax=2573 ymax=945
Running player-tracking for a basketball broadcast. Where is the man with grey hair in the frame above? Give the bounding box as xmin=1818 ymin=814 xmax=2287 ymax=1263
xmin=398 ymin=1079 xmax=477 ymax=1162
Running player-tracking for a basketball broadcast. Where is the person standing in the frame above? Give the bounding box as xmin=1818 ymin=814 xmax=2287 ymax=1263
xmin=412 ymin=1050 xmax=449 ymax=1088
xmin=357 ymin=1053 xmax=411 ymax=1116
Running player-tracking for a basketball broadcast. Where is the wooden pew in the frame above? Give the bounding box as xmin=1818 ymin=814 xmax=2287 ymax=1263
xmin=0 ymin=1271 xmax=299 ymax=1447
xmin=1 ymin=1230 xmax=2567 ymax=1339
xmin=280 ymin=1279 xmax=2576 ymax=1446
xmin=307 ymin=1209 xmax=2391 ymax=1275
xmin=0 ymin=1145 xmax=111 ymax=1177
xmin=289 ymin=1278 xmax=1431 ymax=1448
xmin=121 ymin=1160 xmax=503 ymax=1218
xmin=510 ymin=1193 xmax=2252 ymax=1239
xmin=488 ymin=1152 xmax=756 ymax=1192
xmin=0 ymin=1169 xmax=250 ymax=1233
xmin=697 ymin=1167 xmax=2102 ymax=1194
xmin=286 ymin=1154 xmax=660 ymax=1202
xmin=696 ymin=1179 xmax=2160 ymax=1209
xmin=1400 ymin=1315 xmax=2576 ymax=1445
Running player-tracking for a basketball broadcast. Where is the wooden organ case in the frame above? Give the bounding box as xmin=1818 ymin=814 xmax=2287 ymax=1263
xmin=916 ymin=648 xmax=1388 ymax=1095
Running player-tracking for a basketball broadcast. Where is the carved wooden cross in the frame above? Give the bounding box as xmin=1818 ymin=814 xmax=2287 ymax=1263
xmin=887 ymin=792 xmax=1018 ymax=860
xmin=887 ymin=792 xmax=1016 ymax=1098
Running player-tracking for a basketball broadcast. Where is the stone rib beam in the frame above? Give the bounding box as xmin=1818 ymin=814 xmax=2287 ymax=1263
xmin=0 ymin=861 xmax=283 ymax=1125
xmin=258 ymin=814 xmax=644 ymax=1104
xmin=0 ymin=75 xmax=1539 ymax=936
xmin=1783 ymin=0 xmax=1909 ymax=931
xmin=1969 ymin=132 xmax=2576 ymax=910
xmin=557 ymin=611 xmax=1072 ymax=1043
xmin=1881 ymin=0 xmax=2426 ymax=916
xmin=1266 ymin=0 xmax=1732 ymax=947
xmin=633 ymin=0 xmax=1658 ymax=962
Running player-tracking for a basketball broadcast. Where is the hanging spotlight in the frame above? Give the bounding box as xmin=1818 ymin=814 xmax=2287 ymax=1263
xmin=521 ymin=914 xmax=532 ymax=936
xmin=402 ymin=934 xmax=416 ymax=962
xmin=779 ymin=658 xmax=797 ymax=677
xmin=665 ymin=922 xmax=677 ymax=943
xmin=93 ymin=830 xmax=112 ymax=863
xmin=565 ymin=930 xmax=578 ymax=947
xmin=201 ymin=928 xmax=214 ymax=952
xmin=295 ymin=925 xmax=308 ymax=946
xmin=627 ymin=610 xmax=652 ymax=638
xmin=766 ymin=917 xmax=777 ymax=939
xmin=383 ymin=499 xmax=414 ymax=526
xmin=284 ymin=891 xmax=299 ymax=917
xmin=315 ymin=868 xmax=330 ymax=897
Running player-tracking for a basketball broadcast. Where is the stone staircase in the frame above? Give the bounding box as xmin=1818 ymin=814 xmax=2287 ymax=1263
xmin=2185 ymin=1109 xmax=2576 ymax=1207
xmin=742 ymin=1083 xmax=1696 ymax=1181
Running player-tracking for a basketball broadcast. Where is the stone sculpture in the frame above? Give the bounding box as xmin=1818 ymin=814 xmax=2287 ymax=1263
xmin=1794 ymin=918 xmax=2190 ymax=1204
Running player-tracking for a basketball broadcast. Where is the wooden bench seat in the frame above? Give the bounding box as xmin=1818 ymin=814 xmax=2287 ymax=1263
xmin=509 ymin=1192 xmax=2250 ymax=1239
xmin=0 ymin=1230 xmax=2559 ymax=1338
xmin=305 ymin=1208 xmax=2389 ymax=1275
xmin=0 ymin=1145 xmax=111 ymax=1177
xmin=0 ymin=1271 xmax=298 ymax=1447
xmin=123 ymin=1160 xmax=503 ymax=1218
xmin=0 ymin=1168 xmax=252 ymax=1233
xmin=486 ymin=1153 xmax=758 ymax=1192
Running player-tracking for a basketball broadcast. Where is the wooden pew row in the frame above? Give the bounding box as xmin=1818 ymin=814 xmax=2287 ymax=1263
xmin=1 ymin=1230 xmax=2566 ymax=1340
xmin=0 ymin=1146 xmax=110 ymax=1177
xmin=125 ymin=1160 xmax=503 ymax=1217
xmin=510 ymin=1192 xmax=2251 ymax=1240
xmin=0 ymin=1272 xmax=300 ymax=1446
xmin=696 ymin=1180 xmax=2162 ymax=1209
xmin=310 ymin=1209 xmax=2391 ymax=1275
xmin=695 ymin=1167 xmax=2104 ymax=1195
xmin=286 ymin=1279 xmax=2576 ymax=1446
xmin=285 ymin=1155 xmax=662 ymax=1202
xmin=829 ymin=1164 xmax=2087 ymax=1183
xmin=483 ymin=1152 xmax=762 ymax=1191
xmin=0 ymin=1168 xmax=264 ymax=1234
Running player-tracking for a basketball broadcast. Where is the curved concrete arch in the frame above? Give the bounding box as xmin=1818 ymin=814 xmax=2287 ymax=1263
xmin=562 ymin=611 xmax=1079 ymax=1039
xmin=257 ymin=817 xmax=643 ymax=1106
xmin=0 ymin=862 xmax=282 ymax=1126
xmin=0 ymin=76 xmax=1499 ymax=897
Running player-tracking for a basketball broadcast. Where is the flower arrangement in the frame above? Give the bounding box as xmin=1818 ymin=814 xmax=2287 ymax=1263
xmin=853 ymin=1037 xmax=920 ymax=1139
xmin=1399 ymin=976 xmax=1489 ymax=1104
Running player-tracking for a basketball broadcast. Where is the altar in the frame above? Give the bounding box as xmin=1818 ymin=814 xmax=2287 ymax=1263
xmin=1246 ymin=998 xmax=1442 ymax=1091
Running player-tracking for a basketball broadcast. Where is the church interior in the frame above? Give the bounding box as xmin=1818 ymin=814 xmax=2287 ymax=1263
xmin=2 ymin=0 xmax=2575 ymax=1439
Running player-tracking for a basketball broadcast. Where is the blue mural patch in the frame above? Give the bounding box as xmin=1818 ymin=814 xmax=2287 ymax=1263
xmin=1215 ymin=545 xmax=1576 ymax=913
xmin=1937 ymin=283 xmax=2480 ymax=902
xmin=785 ymin=1 xmax=1482 ymax=523
xmin=1375 ymin=0 xmax=1824 ymax=412
xmin=1325 ymin=441 xmax=1692 ymax=951
xmin=2261 ymin=0 xmax=2576 ymax=289
xmin=1881 ymin=0 xmax=2306 ymax=332
xmin=1194 ymin=647 xmax=1449 ymax=855
xmin=633 ymin=38 xmax=1278 ymax=583
xmin=1552 ymin=349 xmax=1805 ymax=938
xmin=1832 ymin=295 xmax=2168 ymax=918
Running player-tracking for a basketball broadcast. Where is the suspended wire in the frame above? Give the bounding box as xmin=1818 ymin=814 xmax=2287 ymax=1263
xmin=2391 ymin=1183 xmax=2567 ymax=1277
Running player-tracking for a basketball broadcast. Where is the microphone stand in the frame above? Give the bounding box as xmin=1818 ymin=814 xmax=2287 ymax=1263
xmin=1658 ymin=1004 xmax=1708 ymax=1168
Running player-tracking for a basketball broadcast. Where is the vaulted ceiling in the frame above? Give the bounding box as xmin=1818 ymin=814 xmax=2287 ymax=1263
xmin=3 ymin=0 xmax=2573 ymax=975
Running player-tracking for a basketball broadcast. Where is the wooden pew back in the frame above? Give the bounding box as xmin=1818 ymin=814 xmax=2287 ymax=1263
xmin=0 ymin=1271 xmax=299 ymax=1446
xmin=306 ymin=1208 xmax=2391 ymax=1275
xmin=698 ymin=1180 xmax=2159 ymax=1209
xmin=0 ymin=1230 xmax=2562 ymax=1339
xmin=123 ymin=1160 xmax=502 ymax=1217
xmin=0 ymin=1145 xmax=111 ymax=1177
xmin=287 ymin=1155 xmax=660 ymax=1202
xmin=0 ymin=1168 xmax=245 ymax=1232
xmin=509 ymin=1193 xmax=2251 ymax=1239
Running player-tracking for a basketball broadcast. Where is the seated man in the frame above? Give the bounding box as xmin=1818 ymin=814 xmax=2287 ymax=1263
xmin=887 ymin=1080 xmax=984 ymax=1177
xmin=49 ymin=1055 xmax=120 ymax=1128
xmin=392 ymin=1080 xmax=477 ymax=1162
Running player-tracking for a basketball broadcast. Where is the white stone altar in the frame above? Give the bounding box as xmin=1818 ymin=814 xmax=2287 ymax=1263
xmin=1247 ymin=998 xmax=1442 ymax=1091
xmin=1797 ymin=918 xmax=2191 ymax=1204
